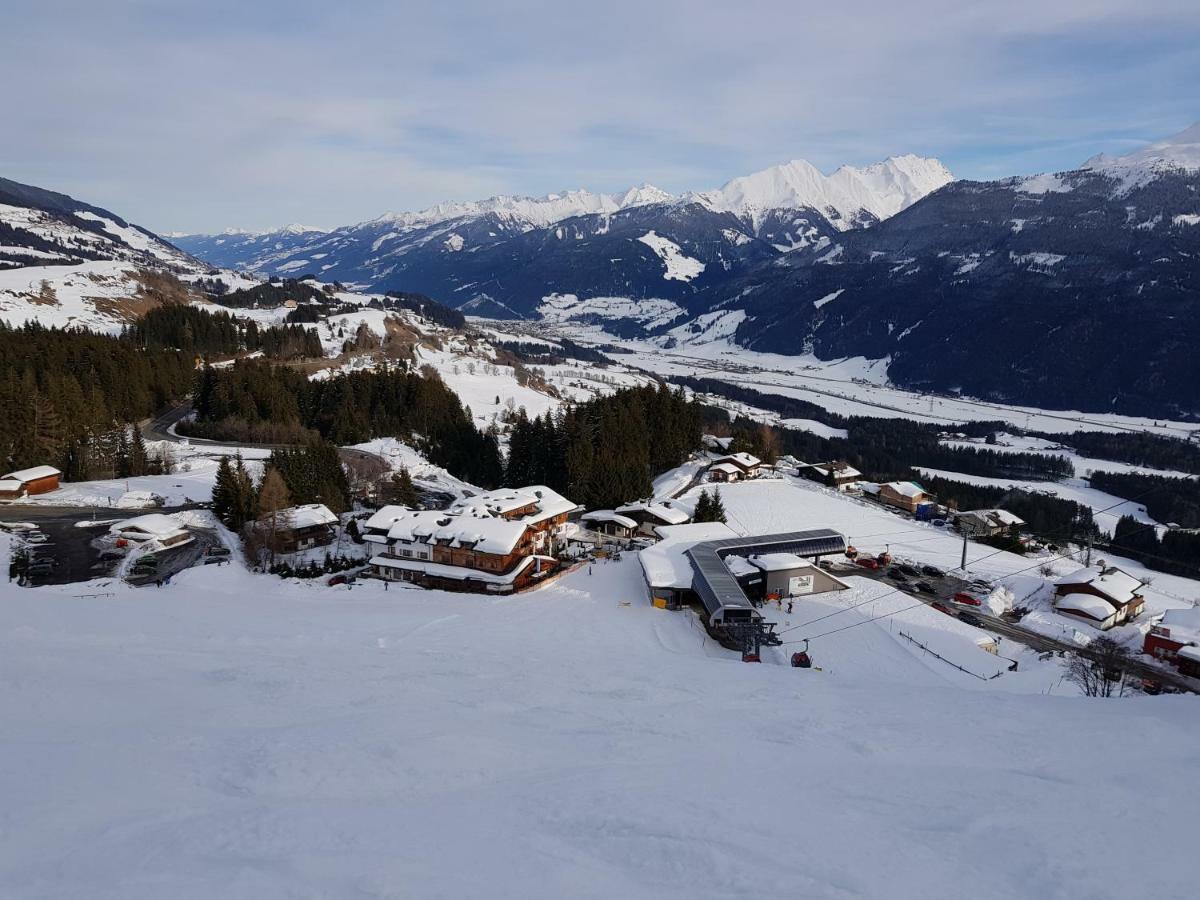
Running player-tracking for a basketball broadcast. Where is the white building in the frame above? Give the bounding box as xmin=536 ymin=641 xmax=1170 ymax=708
xmin=109 ymin=514 xmax=192 ymax=548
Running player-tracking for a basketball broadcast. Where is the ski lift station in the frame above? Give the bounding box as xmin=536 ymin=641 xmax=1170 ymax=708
xmin=639 ymin=523 xmax=850 ymax=657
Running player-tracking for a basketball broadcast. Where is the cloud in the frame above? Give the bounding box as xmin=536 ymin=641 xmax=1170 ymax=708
xmin=2 ymin=0 xmax=1198 ymax=232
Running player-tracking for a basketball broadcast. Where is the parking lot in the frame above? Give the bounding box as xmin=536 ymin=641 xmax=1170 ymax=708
xmin=3 ymin=506 xmax=220 ymax=587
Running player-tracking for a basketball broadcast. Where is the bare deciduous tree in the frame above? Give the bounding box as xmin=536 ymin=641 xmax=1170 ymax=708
xmin=1066 ymin=636 xmax=1132 ymax=697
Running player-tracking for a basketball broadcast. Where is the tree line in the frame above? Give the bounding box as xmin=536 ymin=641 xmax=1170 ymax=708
xmin=128 ymin=305 xmax=322 ymax=359
xmin=0 ymin=321 xmax=192 ymax=475
xmin=186 ymin=360 xmax=504 ymax=488
xmin=504 ymin=384 xmax=702 ymax=508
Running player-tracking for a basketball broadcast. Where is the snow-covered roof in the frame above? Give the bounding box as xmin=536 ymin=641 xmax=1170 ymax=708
xmin=0 ymin=479 xmax=22 ymax=492
xmin=363 ymin=504 xmax=413 ymax=533
xmin=1054 ymin=592 xmax=1118 ymax=623
xmin=1177 ymin=645 xmax=1200 ymax=664
xmin=615 ymin=500 xmax=690 ymax=525
xmin=710 ymin=462 xmax=742 ymax=476
xmin=724 ymin=555 xmax=759 ymax=578
xmin=747 ymin=552 xmax=813 ymax=573
xmin=285 ymin=504 xmax=338 ymax=530
xmin=370 ymin=554 xmax=552 ymax=585
xmin=639 ymin=522 xmax=738 ymax=589
xmin=2 ymin=465 xmax=61 ymax=482
xmin=702 ymin=434 xmax=734 ymax=451
xmin=883 ymin=481 xmax=926 ymax=498
xmin=1055 ymin=566 xmax=1144 ymax=606
xmin=1157 ymin=607 xmax=1200 ymax=645
xmin=581 ymin=510 xmax=638 ymax=530
xmin=715 ymin=452 xmax=761 ymax=469
xmin=386 ymin=510 xmax=529 ymax=556
xmin=451 ymin=485 xmax=575 ymax=526
xmin=859 ymin=482 xmax=881 ymax=494
xmin=110 ymin=513 xmax=187 ymax=538
xmin=960 ymin=508 xmax=1025 ymax=527
xmin=803 ymin=461 xmax=862 ymax=480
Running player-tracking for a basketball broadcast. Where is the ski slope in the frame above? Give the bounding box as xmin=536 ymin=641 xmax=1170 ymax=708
xmin=1 ymin=542 xmax=1196 ymax=899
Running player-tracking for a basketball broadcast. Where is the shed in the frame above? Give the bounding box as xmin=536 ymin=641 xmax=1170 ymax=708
xmin=0 ymin=465 xmax=62 ymax=498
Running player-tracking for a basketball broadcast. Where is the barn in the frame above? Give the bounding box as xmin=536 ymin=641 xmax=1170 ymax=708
xmin=0 ymin=465 xmax=62 ymax=499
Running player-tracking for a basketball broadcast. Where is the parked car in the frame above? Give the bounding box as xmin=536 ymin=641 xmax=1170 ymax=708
xmin=888 ymin=568 xmax=908 ymax=582
xmin=958 ymin=612 xmax=983 ymax=627
xmin=914 ymin=580 xmax=937 ymax=594
xmin=206 ymin=547 xmax=231 ymax=559
xmin=932 ymin=519 xmax=947 ymax=527
xmin=920 ymin=564 xmax=944 ymax=578
xmin=24 ymin=532 xmax=49 ymax=544
xmin=953 ymin=592 xmax=983 ymax=607
xmin=896 ymin=563 xmax=920 ymax=577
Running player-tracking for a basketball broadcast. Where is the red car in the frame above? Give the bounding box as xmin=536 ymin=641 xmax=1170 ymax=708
xmin=953 ymin=592 xmax=982 ymax=607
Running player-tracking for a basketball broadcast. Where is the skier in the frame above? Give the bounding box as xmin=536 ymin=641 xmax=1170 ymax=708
xmin=787 ymin=600 xmax=794 ymax=614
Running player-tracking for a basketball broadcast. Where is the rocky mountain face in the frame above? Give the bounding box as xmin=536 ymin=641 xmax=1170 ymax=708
xmin=173 ymin=155 xmax=952 ymax=310
xmin=715 ymin=126 xmax=1200 ymax=417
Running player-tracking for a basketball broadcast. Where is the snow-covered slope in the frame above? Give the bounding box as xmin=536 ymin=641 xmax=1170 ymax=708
xmin=1 ymin=524 xmax=1197 ymax=898
xmin=693 ymin=154 xmax=955 ymax=231
xmin=1082 ymin=121 xmax=1200 ymax=192
xmin=370 ymin=184 xmax=674 ymax=231
xmin=0 ymin=176 xmax=200 ymax=273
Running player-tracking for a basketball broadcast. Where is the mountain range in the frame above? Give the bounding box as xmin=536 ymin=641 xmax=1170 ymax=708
xmin=3 ymin=126 xmax=1199 ymax=418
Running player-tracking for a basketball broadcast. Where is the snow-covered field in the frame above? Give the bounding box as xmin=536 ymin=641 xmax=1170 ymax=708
xmin=916 ymin=466 xmax=1159 ymax=537
xmin=2 ymin=524 xmax=1197 ymax=898
xmin=516 ymin=321 xmax=1200 ymax=441
xmin=941 ymin=432 xmax=1197 ymax=480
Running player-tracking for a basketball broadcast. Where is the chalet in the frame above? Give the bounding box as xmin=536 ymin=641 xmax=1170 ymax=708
xmin=702 ymin=435 xmax=734 ymax=453
xmin=614 ymin=499 xmax=691 ymax=537
xmin=955 ymin=509 xmax=1025 ymax=538
xmin=0 ymin=465 xmax=62 ymax=499
xmin=707 ymin=462 xmax=743 ymax=483
xmin=109 ymin=513 xmax=192 ymax=548
xmin=1053 ymin=565 xmax=1146 ymax=630
xmin=878 ymin=481 xmax=931 ymax=513
xmin=712 ymin=452 xmax=762 ymax=479
xmin=1143 ymin=606 xmax=1200 ymax=673
xmin=796 ymin=460 xmax=861 ymax=492
xmin=366 ymin=485 xmax=574 ymax=593
xmin=579 ymin=510 xmax=639 ymax=540
xmin=265 ymin=503 xmax=338 ymax=553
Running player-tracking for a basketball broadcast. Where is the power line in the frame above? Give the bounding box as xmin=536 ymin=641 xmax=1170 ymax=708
xmin=775 ymin=485 xmax=1167 ymax=641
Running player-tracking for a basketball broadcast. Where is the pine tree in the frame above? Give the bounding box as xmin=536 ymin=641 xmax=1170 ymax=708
xmin=212 ymin=455 xmax=235 ymax=528
xmin=694 ymin=489 xmax=713 ymax=522
xmin=390 ymin=467 xmax=420 ymax=507
xmin=128 ymin=424 xmax=149 ymax=477
xmin=710 ymin=488 xmax=728 ymax=524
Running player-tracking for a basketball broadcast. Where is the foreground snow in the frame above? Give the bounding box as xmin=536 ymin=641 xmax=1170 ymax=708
xmin=1 ymin=530 xmax=1198 ymax=898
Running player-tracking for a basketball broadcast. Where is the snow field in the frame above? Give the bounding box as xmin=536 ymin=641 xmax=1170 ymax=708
xmin=2 ymin=545 xmax=1198 ymax=898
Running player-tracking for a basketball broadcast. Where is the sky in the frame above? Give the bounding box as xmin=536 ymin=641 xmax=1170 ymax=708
xmin=3 ymin=0 xmax=1199 ymax=234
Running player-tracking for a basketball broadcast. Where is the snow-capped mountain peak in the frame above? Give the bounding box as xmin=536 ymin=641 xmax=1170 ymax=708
xmin=692 ymin=154 xmax=953 ymax=230
xmin=1083 ymin=121 xmax=1200 ymax=175
xmin=371 ymin=185 xmax=673 ymax=232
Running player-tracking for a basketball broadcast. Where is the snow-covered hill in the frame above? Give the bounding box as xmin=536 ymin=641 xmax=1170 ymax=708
xmin=0 ymin=175 xmax=211 ymax=331
xmin=1 ymin=492 xmax=1196 ymax=898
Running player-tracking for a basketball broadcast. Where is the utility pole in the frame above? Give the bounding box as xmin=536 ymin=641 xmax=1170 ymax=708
xmin=1085 ymin=533 xmax=1093 ymax=567
xmin=961 ymin=530 xmax=968 ymax=571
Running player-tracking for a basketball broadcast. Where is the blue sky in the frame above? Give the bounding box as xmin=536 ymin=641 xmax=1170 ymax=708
xmin=3 ymin=0 xmax=1198 ymax=233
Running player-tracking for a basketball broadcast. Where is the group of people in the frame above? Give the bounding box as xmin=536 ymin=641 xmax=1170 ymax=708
xmin=767 ymin=591 xmax=794 ymax=614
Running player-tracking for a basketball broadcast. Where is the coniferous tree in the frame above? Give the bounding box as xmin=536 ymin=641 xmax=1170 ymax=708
xmin=693 ymin=489 xmax=713 ymax=522
xmin=211 ymin=455 xmax=236 ymax=528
